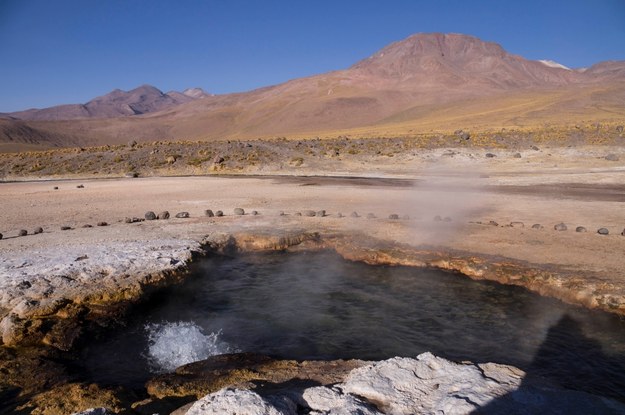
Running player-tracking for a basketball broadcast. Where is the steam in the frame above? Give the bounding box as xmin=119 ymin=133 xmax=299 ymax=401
xmin=145 ymin=321 xmax=233 ymax=373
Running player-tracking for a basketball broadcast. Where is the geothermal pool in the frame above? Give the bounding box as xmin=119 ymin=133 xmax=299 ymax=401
xmin=79 ymin=251 xmax=625 ymax=401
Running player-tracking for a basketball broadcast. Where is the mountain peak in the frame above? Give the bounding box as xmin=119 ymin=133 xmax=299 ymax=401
xmin=183 ymin=87 xmax=211 ymax=99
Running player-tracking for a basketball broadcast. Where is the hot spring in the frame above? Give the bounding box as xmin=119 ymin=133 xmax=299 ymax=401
xmin=78 ymin=250 xmax=625 ymax=401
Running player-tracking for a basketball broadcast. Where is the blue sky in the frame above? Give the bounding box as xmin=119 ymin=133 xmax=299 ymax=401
xmin=1 ymin=0 xmax=624 ymax=112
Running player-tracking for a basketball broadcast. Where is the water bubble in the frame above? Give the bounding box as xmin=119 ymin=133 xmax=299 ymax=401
xmin=145 ymin=321 xmax=233 ymax=373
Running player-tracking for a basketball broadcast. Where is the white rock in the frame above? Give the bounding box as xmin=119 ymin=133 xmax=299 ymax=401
xmin=302 ymin=386 xmax=382 ymax=414
xmin=184 ymin=388 xmax=295 ymax=415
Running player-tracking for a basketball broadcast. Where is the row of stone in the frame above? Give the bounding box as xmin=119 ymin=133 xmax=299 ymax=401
xmin=483 ymin=220 xmax=625 ymax=236
xmin=0 ymin=222 xmax=110 ymax=239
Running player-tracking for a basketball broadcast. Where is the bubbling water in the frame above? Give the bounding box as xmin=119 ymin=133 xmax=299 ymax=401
xmin=145 ymin=321 xmax=233 ymax=373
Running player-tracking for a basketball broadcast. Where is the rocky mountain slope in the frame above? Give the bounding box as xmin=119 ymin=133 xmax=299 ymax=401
xmin=1 ymin=33 xmax=624 ymax=151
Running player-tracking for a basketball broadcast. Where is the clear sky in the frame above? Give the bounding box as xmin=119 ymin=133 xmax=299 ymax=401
xmin=1 ymin=0 xmax=624 ymax=112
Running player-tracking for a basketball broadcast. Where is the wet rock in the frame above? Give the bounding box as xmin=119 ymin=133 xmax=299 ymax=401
xmin=576 ymin=226 xmax=587 ymax=233
xmin=205 ymin=209 xmax=215 ymax=217
xmin=597 ymin=228 xmax=609 ymax=235
xmin=145 ymin=211 xmax=157 ymax=221
xmin=513 ymin=153 xmax=522 ymax=158
xmin=234 ymin=208 xmax=245 ymax=216
xmin=316 ymin=210 xmax=326 ymax=217
xmin=554 ymin=223 xmax=567 ymax=231
xmin=350 ymin=211 xmax=360 ymax=218
xmin=97 ymin=222 xmax=108 ymax=227
xmin=175 ymin=212 xmax=190 ymax=219
xmin=366 ymin=213 xmax=377 ymax=219
xmin=215 ymin=210 xmax=223 ymax=217
xmin=433 ymin=215 xmax=442 ymax=222
xmin=510 ymin=221 xmax=524 ymax=228
xmin=33 ymin=227 xmax=43 ymax=234
xmin=61 ymin=226 xmax=72 ymax=231
xmin=531 ymin=224 xmax=543 ymax=229
xmin=158 ymin=211 xmax=170 ymax=220
xmin=18 ymin=229 xmax=28 ymax=237
xmin=389 ymin=214 xmax=400 ymax=220
xmin=303 ymin=210 xmax=316 ymax=217
xmin=605 ymin=154 xmax=620 ymax=161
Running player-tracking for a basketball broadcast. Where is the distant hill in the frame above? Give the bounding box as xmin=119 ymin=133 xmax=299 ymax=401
xmin=5 ymin=85 xmax=211 ymax=121
xmin=1 ymin=33 xmax=624 ymax=151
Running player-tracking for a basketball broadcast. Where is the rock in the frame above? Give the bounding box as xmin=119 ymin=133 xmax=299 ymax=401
xmin=388 ymin=214 xmax=400 ymax=220
xmin=0 ymin=233 xmax=3 ymax=240
xmin=616 ymin=125 xmax=624 ymax=133
xmin=454 ymin=130 xmax=470 ymax=140
xmin=215 ymin=210 xmax=223 ymax=217
xmin=510 ymin=221 xmax=524 ymax=228
xmin=531 ymin=145 xmax=540 ymax=151
xmin=278 ymin=211 xmax=285 ymax=216
xmin=128 ymin=140 xmax=137 ymax=147
xmin=485 ymin=153 xmax=496 ymax=158
xmin=77 ymin=184 xmax=85 ymax=189
xmin=145 ymin=211 xmax=157 ymax=221
xmin=166 ymin=155 xmax=177 ymax=164
xmin=125 ymin=171 xmax=139 ymax=178
xmin=605 ymin=153 xmax=619 ymax=161
xmin=124 ymin=217 xmax=133 ymax=224
xmin=597 ymin=228 xmax=609 ymax=235
xmin=184 ymin=388 xmax=292 ymax=415
xmin=576 ymin=226 xmax=587 ymax=233
xmin=53 ymin=186 xmax=59 ymax=190
xmin=82 ymin=224 xmax=93 ymax=228
xmin=554 ymin=223 xmax=567 ymax=231
xmin=316 ymin=210 xmax=326 ymax=217
xmin=350 ymin=211 xmax=360 ymax=218
xmin=61 ymin=226 xmax=72 ymax=231
xmin=294 ymin=212 xmax=302 ymax=216
xmin=18 ymin=229 xmax=27 ymax=236
xmin=513 ymin=153 xmax=522 ymax=158
xmin=175 ymin=212 xmax=190 ymax=219
xmin=531 ymin=224 xmax=543 ymax=229
xmin=234 ymin=208 xmax=245 ymax=216
xmin=213 ymin=155 xmax=225 ymax=164
xmin=366 ymin=213 xmax=376 ymax=219
xmin=621 ymin=228 xmax=625 ymax=236
xmin=488 ymin=220 xmax=499 ymax=226
xmin=96 ymin=222 xmax=108 ymax=227
xmin=33 ymin=227 xmax=43 ymax=234
xmin=433 ymin=215 xmax=442 ymax=222
xmin=205 ymin=210 xmax=215 ymax=217
xmin=303 ymin=210 xmax=316 ymax=217
xmin=251 ymin=211 xmax=259 ymax=216
xmin=158 ymin=211 xmax=170 ymax=220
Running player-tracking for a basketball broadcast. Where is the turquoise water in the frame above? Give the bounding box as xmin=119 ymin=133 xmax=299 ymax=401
xmin=80 ymin=250 xmax=625 ymax=401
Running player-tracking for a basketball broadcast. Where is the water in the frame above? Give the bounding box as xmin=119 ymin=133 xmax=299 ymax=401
xmin=80 ymin=250 xmax=625 ymax=401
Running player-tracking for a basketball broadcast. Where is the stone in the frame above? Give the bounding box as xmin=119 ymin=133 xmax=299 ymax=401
xmin=303 ymin=210 xmax=316 ymax=217
xmin=576 ymin=226 xmax=587 ymax=233
xmin=621 ymin=228 xmax=625 ymax=236
xmin=184 ymin=389 xmax=292 ymax=415
xmin=388 ymin=214 xmax=400 ymax=220
xmin=33 ymin=227 xmax=43 ymax=234
xmin=53 ymin=186 xmax=59 ymax=190
xmin=316 ymin=210 xmax=326 ymax=217
xmin=485 ymin=153 xmax=496 ymax=158
xmin=205 ymin=210 xmax=215 ymax=217
xmin=616 ymin=125 xmax=624 ymax=133
xmin=145 ymin=211 xmax=157 ymax=221
xmin=531 ymin=224 xmax=543 ymax=229
xmin=158 ymin=211 xmax=170 ymax=220
xmin=350 ymin=211 xmax=360 ymax=218
xmin=488 ymin=220 xmax=499 ymax=226
xmin=531 ymin=145 xmax=540 ymax=151
xmin=433 ymin=215 xmax=442 ymax=222
xmin=18 ymin=229 xmax=27 ymax=237
xmin=77 ymin=184 xmax=85 ymax=189
xmin=510 ymin=221 xmax=524 ymax=228
xmin=294 ymin=212 xmax=302 ymax=216
xmin=513 ymin=153 xmax=522 ymax=158
xmin=166 ymin=155 xmax=177 ymax=164
xmin=251 ymin=211 xmax=259 ymax=216
xmin=278 ymin=211 xmax=285 ymax=216
xmin=128 ymin=140 xmax=137 ymax=147
xmin=61 ymin=226 xmax=72 ymax=231
xmin=605 ymin=154 xmax=619 ymax=161
xmin=597 ymin=228 xmax=609 ymax=235
xmin=0 ymin=233 xmax=3 ymax=240
xmin=213 ymin=155 xmax=225 ymax=164
xmin=554 ymin=223 xmax=567 ymax=231
xmin=234 ymin=208 xmax=245 ymax=216
xmin=215 ymin=210 xmax=224 ymax=217
xmin=82 ymin=224 xmax=93 ymax=228
xmin=175 ymin=212 xmax=190 ymax=218
xmin=366 ymin=213 xmax=376 ymax=219
xmin=97 ymin=222 xmax=108 ymax=227
xmin=124 ymin=217 xmax=133 ymax=224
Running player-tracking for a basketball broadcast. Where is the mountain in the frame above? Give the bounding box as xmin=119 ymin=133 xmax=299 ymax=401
xmin=7 ymin=85 xmax=210 ymax=121
xmin=1 ymin=33 xmax=624 ymax=150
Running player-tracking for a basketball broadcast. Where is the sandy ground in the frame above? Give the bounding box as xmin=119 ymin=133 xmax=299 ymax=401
xmin=1 ymin=147 xmax=624 ymax=328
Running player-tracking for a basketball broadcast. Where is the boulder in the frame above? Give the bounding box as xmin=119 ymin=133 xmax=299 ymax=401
xmin=33 ymin=227 xmax=43 ymax=234
xmin=18 ymin=229 xmax=27 ymax=236
xmin=215 ymin=211 xmax=224 ymax=217
xmin=158 ymin=211 xmax=170 ymax=220
xmin=388 ymin=214 xmax=400 ymax=220
xmin=597 ymin=228 xmax=609 ymax=235
xmin=531 ymin=224 xmax=543 ymax=229
xmin=316 ymin=210 xmax=326 ymax=217
xmin=554 ymin=223 xmax=567 ymax=231
xmin=97 ymin=222 xmax=108 ymax=227
xmin=61 ymin=226 xmax=72 ymax=231
xmin=145 ymin=211 xmax=157 ymax=220
xmin=605 ymin=154 xmax=619 ymax=162
xmin=513 ymin=153 xmax=522 ymax=158
xmin=576 ymin=226 xmax=587 ymax=233
xmin=175 ymin=212 xmax=190 ymax=219
xmin=234 ymin=208 xmax=245 ymax=216
xmin=205 ymin=210 xmax=215 ymax=217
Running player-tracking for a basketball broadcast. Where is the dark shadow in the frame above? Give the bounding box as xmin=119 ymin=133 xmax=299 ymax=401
xmin=473 ymin=314 xmax=625 ymax=414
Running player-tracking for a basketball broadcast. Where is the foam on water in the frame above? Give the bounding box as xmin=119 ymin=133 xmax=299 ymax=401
xmin=145 ymin=321 xmax=232 ymax=373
